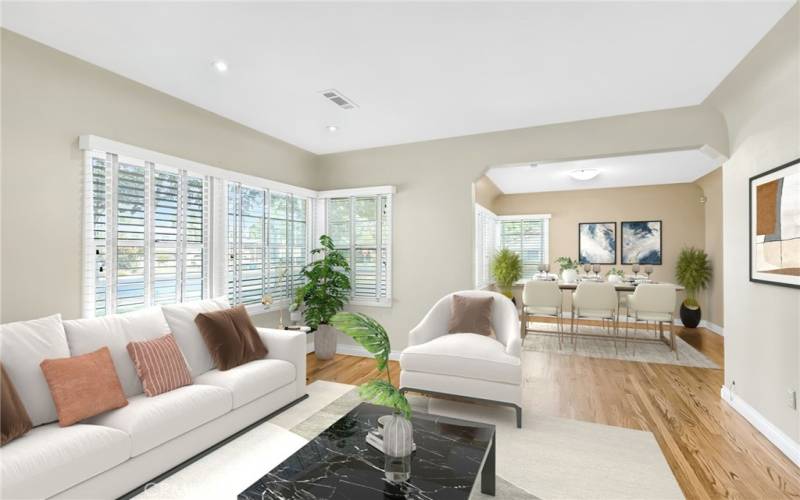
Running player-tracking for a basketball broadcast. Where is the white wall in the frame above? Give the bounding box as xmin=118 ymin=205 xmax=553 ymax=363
xmin=0 ymin=30 xmax=318 ymax=323
xmin=316 ymin=106 xmax=728 ymax=351
xmin=705 ymin=5 xmax=799 ymax=443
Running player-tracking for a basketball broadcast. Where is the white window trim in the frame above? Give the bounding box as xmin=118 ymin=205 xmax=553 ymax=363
xmin=80 ymin=135 xmax=395 ymax=316
xmin=474 ymin=204 xmax=498 ymax=290
xmin=496 ymin=213 xmax=552 ymax=284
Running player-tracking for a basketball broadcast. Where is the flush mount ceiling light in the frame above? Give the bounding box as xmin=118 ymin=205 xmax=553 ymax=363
xmin=326 ymin=125 xmax=339 ymax=132
xmin=212 ymin=60 xmax=228 ymax=73
xmin=569 ymin=168 xmax=600 ymax=181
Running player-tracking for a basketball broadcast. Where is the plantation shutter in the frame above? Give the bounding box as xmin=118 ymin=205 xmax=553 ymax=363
xmin=498 ymin=215 xmax=550 ymax=280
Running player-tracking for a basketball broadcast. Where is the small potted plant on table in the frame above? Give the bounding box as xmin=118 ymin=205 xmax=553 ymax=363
xmin=556 ymin=256 xmax=579 ymax=283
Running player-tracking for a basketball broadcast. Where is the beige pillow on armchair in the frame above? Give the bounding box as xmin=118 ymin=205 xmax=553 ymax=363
xmin=447 ymin=294 xmax=494 ymax=336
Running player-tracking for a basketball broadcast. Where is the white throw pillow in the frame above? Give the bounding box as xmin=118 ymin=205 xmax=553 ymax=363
xmin=161 ymin=297 xmax=230 ymax=378
xmin=62 ymin=306 xmax=171 ymax=397
xmin=0 ymin=314 xmax=70 ymax=426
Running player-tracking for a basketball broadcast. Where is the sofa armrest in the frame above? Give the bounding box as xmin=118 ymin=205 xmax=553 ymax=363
xmin=257 ymin=328 xmax=306 ymax=399
xmin=506 ymin=335 xmax=522 ymax=358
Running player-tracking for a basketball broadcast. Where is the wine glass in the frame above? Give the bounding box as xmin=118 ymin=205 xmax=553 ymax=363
xmin=537 ymin=263 xmax=545 ymax=278
xmin=583 ymin=263 xmax=591 ymax=277
xmin=632 ymin=263 xmax=640 ymax=276
xmin=592 ymin=264 xmax=600 ymax=278
xmin=645 ymin=265 xmax=654 ymax=281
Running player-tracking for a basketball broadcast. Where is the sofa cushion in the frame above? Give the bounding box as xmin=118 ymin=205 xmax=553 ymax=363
xmin=194 ymin=359 xmax=295 ymax=409
xmin=400 ymin=333 xmax=521 ymax=385
xmin=194 ymin=305 xmax=267 ymax=371
xmin=86 ymin=384 xmax=231 ymax=456
xmin=448 ymin=294 xmax=494 ymax=336
xmin=0 ymin=423 xmax=130 ymax=499
xmin=127 ymin=333 xmax=193 ymax=397
xmin=40 ymin=347 xmax=129 ymax=427
xmin=62 ymin=306 xmax=171 ymax=397
xmin=162 ymin=297 xmax=230 ymax=377
xmin=0 ymin=314 xmax=71 ymax=426
xmin=1 ymin=363 xmax=33 ymax=445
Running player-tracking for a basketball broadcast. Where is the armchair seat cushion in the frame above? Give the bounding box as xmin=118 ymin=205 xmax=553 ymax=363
xmin=400 ymin=333 xmax=521 ymax=385
xmin=525 ymin=305 xmax=559 ymax=316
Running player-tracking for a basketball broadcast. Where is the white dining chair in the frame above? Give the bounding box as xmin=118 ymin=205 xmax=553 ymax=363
xmin=572 ymin=282 xmax=619 ymax=352
xmin=626 ymin=284 xmax=678 ymax=357
xmin=522 ymin=280 xmax=564 ymax=346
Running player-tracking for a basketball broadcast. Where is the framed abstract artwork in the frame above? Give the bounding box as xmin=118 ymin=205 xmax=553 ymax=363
xmin=621 ymin=221 xmax=662 ymax=265
xmin=578 ymin=222 xmax=616 ymax=264
xmin=750 ymin=158 xmax=800 ymax=289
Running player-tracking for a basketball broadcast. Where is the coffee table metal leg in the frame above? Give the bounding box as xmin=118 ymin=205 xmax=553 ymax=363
xmin=481 ymin=435 xmax=496 ymax=495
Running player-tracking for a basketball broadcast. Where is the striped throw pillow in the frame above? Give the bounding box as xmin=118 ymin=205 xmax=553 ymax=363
xmin=126 ymin=334 xmax=192 ymax=397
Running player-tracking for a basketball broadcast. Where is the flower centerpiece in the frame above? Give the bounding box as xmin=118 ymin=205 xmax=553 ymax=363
xmin=556 ymin=256 xmax=579 ymax=283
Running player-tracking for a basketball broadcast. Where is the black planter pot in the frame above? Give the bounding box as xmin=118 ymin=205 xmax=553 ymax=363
xmin=680 ymin=302 xmax=702 ymax=328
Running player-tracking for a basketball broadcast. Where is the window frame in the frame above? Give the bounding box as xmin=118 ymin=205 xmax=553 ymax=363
xmin=497 ymin=213 xmax=551 ymax=283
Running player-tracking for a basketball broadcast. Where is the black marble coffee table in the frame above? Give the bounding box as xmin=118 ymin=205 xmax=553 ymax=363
xmin=239 ymin=403 xmax=496 ymax=499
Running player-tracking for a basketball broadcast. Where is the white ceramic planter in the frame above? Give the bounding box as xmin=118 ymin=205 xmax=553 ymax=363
xmin=561 ymin=268 xmax=578 ymax=283
xmin=314 ymin=324 xmax=338 ymax=360
xmin=607 ymin=274 xmax=623 ymax=283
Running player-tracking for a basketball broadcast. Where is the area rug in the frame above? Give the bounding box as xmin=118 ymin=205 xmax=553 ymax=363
xmin=524 ymin=321 xmax=718 ymax=368
xmin=136 ymin=380 xmax=684 ymax=499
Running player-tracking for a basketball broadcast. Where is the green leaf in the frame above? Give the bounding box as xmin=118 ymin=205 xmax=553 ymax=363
xmin=358 ymin=380 xmax=411 ymax=419
xmin=491 ymin=248 xmax=523 ymax=291
xmin=675 ymin=247 xmax=712 ymax=301
xmin=330 ymin=312 xmax=391 ymax=371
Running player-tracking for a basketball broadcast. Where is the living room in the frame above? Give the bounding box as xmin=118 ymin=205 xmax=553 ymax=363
xmin=1 ymin=2 xmax=798 ymax=499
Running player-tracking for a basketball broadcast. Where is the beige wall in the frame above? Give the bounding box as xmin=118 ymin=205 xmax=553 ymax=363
xmin=704 ymin=6 xmax=800 ymax=443
xmin=708 ymin=6 xmax=800 ymax=443
xmin=316 ymin=106 xmax=728 ymax=351
xmin=694 ymin=168 xmax=724 ymax=327
xmin=474 ymin=175 xmax=502 ymax=208
xmin=0 ymin=30 xmax=317 ymax=324
xmin=490 ymin=182 xmax=706 ymax=312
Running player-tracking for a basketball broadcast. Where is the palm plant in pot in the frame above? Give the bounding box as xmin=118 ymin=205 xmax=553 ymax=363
xmin=675 ymin=247 xmax=712 ymax=328
xmin=491 ymin=248 xmax=522 ymax=301
xmin=330 ymin=312 xmax=413 ymax=482
xmin=294 ymin=235 xmax=351 ymax=359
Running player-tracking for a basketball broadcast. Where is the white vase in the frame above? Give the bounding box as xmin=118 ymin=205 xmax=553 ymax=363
xmin=608 ymin=274 xmax=623 ymax=283
xmin=383 ymin=412 xmax=413 ymax=483
xmin=314 ymin=324 xmax=337 ymax=360
xmin=562 ymin=268 xmax=578 ymax=283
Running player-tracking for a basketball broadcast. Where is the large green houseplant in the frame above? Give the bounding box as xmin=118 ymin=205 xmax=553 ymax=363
xmin=294 ymin=235 xmax=351 ymax=359
xmin=675 ymin=247 xmax=712 ymax=328
xmin=491 ymin=248 xmax=522 ymax=299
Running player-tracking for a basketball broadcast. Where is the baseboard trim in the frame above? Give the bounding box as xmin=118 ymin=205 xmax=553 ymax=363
xmin=671 ymin=318 xmax=724 ymax=336
xmin=335 ymin=343 xmax=402 ymax=361
xmin=720 ymin=386 xmax=800 ymax=467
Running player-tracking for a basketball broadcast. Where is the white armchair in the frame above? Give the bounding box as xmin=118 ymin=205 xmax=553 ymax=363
xmin=399 ymin=290 xmax=523 ymax=427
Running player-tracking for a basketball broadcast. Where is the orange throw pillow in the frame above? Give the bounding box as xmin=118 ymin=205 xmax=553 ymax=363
xmin=194 ymin=305 xmax=267 ymax=371
xmin=1 ymin=363 xmax=33 ymax=445
xmin=127 ymin=333 xmax=192 ymax=397
xmin=40 ymin=347 xmax=128 ymax=427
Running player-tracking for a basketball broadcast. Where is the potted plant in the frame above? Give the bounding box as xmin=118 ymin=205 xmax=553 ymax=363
xmin=606 ymin=267 xmax=625 ymax=283
xmin=491 ymin=249 xmax=522 ymax=300
xmin=294 ymin=235 xmax=351 ymax=359
xmin=556 ymin=256 xmax=579 ymax=283
xmin=675 ymin=247 xmax=712 ymax=328
xmin=331 ymin=312 xmax=413 ymax=482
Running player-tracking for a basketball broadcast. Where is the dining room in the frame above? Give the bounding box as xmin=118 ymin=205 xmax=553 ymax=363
xmin=473 ymin=148 xmax=724 ymax=363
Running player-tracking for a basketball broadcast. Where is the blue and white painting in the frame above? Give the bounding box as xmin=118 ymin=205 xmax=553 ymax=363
xmin=621 ymin=221 xmax=662 ymax=265
xmin=579 ymin=222 xmax=616 ymax=264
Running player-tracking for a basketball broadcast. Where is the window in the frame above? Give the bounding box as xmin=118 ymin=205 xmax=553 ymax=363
xmin=85 ymin=152 xmax=210 ymax=316
xmin=226 ymin=184 xmax=309 ymax=306
xmin=498 ymin=215 xmax=550 ymax=280
xmin=82 ymin=135 xmax=392 ymax=317
xmin=474 ymin=204 xmax=497 ymax=289
xmin=324 ymin=192 xmax=392 ymax=305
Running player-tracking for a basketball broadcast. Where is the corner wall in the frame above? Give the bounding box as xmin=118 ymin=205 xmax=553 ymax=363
xmin=0 ymin=29 xmax=318 ymax=323
xmin=705 ymin=5 xmax=799 ymax=446
xmin=694 ymin=167 xmax=724 ymax=328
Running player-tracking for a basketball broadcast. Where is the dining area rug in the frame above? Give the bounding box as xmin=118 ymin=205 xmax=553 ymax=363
xmin=523 ymin=321 xmax=718 ymax=368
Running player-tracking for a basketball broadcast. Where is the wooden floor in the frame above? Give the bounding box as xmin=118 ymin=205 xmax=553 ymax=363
xmin=307 ymin=325 xmax=800 ymax=499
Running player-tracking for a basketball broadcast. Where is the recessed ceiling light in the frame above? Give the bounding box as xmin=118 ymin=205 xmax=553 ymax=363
xmin=212 ymin=60 xmax=228 ymax=73
xmin=569 ymin=168 xmax=600 ymax=181
xmin=326 ymin=125 xmax=339 ymax=132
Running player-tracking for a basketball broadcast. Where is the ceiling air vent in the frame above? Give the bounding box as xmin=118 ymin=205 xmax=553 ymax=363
xmin=320 ymin=89 xmax=357 ymax=110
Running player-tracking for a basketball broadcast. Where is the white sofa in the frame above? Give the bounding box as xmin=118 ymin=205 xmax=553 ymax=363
xmin=399 ymin=290 xmax=523 ymax=428
xmin=0 ymin=299 xmax=307 ymax=500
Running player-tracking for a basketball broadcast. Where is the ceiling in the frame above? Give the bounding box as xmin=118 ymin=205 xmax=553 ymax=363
xmin=1 ymin=2 xmax=793 ymax=154
xmin=485 ymin=148 xmax=720 ymax=194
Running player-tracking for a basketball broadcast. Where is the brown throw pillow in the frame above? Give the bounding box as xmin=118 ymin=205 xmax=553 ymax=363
xmin=447 ymin=294 xmax=494 ymax=336
xmin=194 ymin=305 xmax=267 ymax=371
xmin=127 ymin=334 xmax=193 ymax=397
xmin=1 ymin=363 xmax=33 ymax=445
xmin=40 ymin=347 xmax=128 ymax=427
